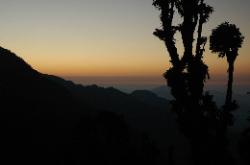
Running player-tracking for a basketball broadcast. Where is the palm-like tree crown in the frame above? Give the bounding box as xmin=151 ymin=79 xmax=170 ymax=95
xmin=210 ymin=22 xmax=244 ymax=58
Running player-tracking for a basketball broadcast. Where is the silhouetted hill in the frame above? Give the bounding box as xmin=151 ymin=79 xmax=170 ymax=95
xmin=151 ymin=85 xmax=173 ymax=99
xmin=46 ymin=75 xmax=190 ymax=163
xmin=131 ymin=90 xmax=168 ymax=107
xmin=0 ymin=47 xmax=80 ymax=164
xmin=0 ymin=47 xmax=164 ymax=165
xmin=46 ymin=75 xmax=174 ymax=135
xmin=47 ymin=75 xmax=170 ymax=114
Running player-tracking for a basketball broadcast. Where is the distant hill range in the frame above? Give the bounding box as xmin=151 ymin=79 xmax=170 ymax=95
xmin=0 ymin=47 xmax=184 ymax=164
xmin=151 ymin=85 xmax=173 ymax=99
xmin=46 ymin=75 xmax=187 ymax=162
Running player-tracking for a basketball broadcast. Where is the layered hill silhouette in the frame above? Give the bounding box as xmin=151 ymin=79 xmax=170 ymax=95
xmin=0 ymin=47 xmax=180 ymax=164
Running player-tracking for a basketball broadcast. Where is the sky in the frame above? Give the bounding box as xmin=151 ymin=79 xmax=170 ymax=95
xmin=0 ymin=0 xmax=249 ymax=86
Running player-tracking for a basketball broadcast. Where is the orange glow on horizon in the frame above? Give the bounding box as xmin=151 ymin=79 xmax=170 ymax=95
xmin=0 ymin=0 xmax=249 ymax=84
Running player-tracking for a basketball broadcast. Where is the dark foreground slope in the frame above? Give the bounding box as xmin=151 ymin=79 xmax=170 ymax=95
xmin=0 ymin=48 xmax=79 ymax=164
xmin=0 ymin=47 xmax=176 ymax=165
xmin=47 ymin=76 xmax=184 ymax=149
xmin=47 ymin=75 xmax=173 ymax=133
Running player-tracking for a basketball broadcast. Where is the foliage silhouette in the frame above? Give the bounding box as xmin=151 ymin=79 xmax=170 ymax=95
xmin=210 ymin=22 xmax=244 ymax=109
xmin=153 ymin=0 xmax=244 ymax=164
xmin=210 ymin=23 xmax=244 ymax=149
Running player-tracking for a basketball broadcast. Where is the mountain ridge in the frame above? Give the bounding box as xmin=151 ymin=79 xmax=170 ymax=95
xmin=0 ymin=47 xmax=177 ymax=164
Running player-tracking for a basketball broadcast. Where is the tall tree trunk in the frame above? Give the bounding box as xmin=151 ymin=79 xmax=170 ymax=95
xmin=225 ymin=61 xmax=234 ymax=106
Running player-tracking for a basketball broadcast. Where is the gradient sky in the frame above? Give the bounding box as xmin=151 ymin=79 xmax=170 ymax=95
xmin=0 ymin=0 xmax=249 ymax=85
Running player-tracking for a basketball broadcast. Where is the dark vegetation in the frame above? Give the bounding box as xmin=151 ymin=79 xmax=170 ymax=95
xmin=153 ymin=0 xmax=246 ymax=164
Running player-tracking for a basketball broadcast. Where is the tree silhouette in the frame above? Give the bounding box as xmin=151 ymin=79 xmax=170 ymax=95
xmin=153 ymin=1 xmax=241 ymax=164
xmin=153 ymin=0 xmax=213 ymax=109
xmin=210 ymin=22 xmax=244 ymax=108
